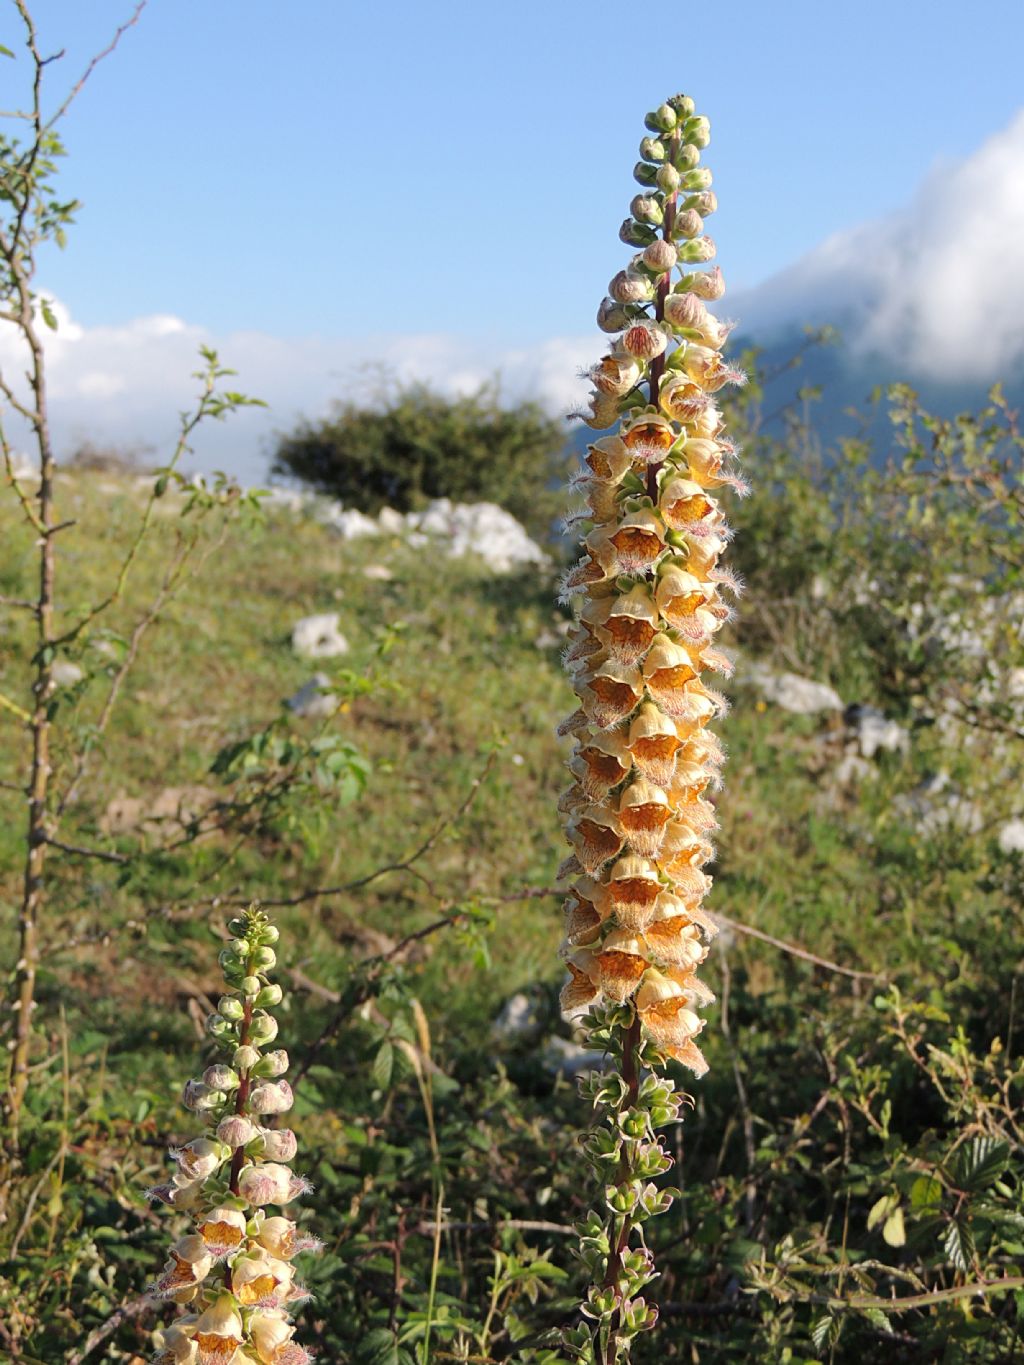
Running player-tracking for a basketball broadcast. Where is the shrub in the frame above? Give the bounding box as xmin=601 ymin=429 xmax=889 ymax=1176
xmin=270 ymin=380 xmax=572 ymax=542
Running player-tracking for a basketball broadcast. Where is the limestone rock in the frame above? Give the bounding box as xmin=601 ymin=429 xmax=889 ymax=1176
xmin=291 ymin=613 xmax=349 ymax=659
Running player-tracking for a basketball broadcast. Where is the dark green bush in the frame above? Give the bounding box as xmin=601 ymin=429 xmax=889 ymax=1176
xmin=271 ymin=381 xmax=573 ymax=543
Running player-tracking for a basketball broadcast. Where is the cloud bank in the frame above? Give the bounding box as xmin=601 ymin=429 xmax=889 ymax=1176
xmin=0 ymin=305 xmax=599 ymax=485
xmin=735 ymin=109 xmax=1024 ymax=383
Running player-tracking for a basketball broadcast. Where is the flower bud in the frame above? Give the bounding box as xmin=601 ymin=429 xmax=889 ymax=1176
xmin=619 ymin=219 xmax=657 ymax=248
xmin=632 ymin=160 xmax=659 ymax=187
xmin=205 ymin=1013 xmax=233 ymax=1040
xmin=630 ymin=194 xmax=663 ymax=226
xmin=242 ymin=974 xmax=262 ymax=997
xmin=642 ymin=240 xmax=678 ymax=273
xmin=203 ymin=1064 xmax=240 ymax=1092
xmin=676 ymin=265 xmax=725 ymax=300
xmin=234 ymin=1044 xmax=261 ymax=1074
xmin=672 ymin=143 xmax=700 ymax=172
xmin=656 ymin=163 xmax=681 ymax=194
xmin=609 ymin=270 xmax=655 ymax=305
xmin=256 ymin=1048 xmax=290 ymax=1077
xmin=249 ymin=1010 xmax=279 ymax=1045
xmin=663 ymin=292 xmax=707 ymax=331
xmin=258 ymin=1127 xmax=298 ymax=1162
xmin=238 ymin=1161 xmax=308 ymax=1207
xmin=673 ymin=209 xmax=703 ymax=240
xmin=679 ymin=166 xmax=713 ymax=191
xmin=682 ymin=115 xmax=711 ymax=148
xmin=257 ymin=923 xmax=280 ymax=946
xmin=249 ymin=1079 xmax=294 ymax=1115
xmin=621 ymin=321 xmax=667 ymax=362
xmin=253 ymin=946 xmax=277 ymax=970
xmin=217 ymin=1113 xmax=259 ymax=1148
xmin=682 ymin=190 xmax=717 ymax=217
xmin=255 ymin=982 xmax=283 ymax=1008
xmin=678 ymin=236 xmax=716 ymax=264
xmin=218 ymin=995 xmax=245 ymax=1021
xmin=668 ymin=93 xmax=695 ymax=118
xmin=181 ymin=1079 xmax=211 ymax=1111
xmin=597 ymin=298 xmax=632 ymax=334
xmin=638 ymin=136 xmax=666 ymax=163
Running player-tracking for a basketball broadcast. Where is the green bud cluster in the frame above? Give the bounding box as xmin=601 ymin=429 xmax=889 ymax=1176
xmin=147 ymin=905 xmax=318 ymax=1365
xmin=561 ymin=1008 xmax=684 ymax=1363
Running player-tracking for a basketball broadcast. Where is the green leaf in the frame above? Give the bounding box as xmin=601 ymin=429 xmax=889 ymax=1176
xmin=943 ymin=1218 xmax=975 ymax=1272
xmin=882 ymin=1205 xmax=906 ymax=1248
xmin=40 ymin=298 xmax=58 ymax=330
xmin=867 ymin=1193 xmax=895 ymax=1231
xmin=955 ymin=1138 xmax=1011 ymax=1192
xmin=909 ymin=1175 xmax=943 ymax=1209
xmin=372 ymin=1040 xmax=394 ymax=1090
xmin=358 ymin=1328 xmax=400 ymax=1365
xmin=0 ymin=44 xmax=14 ymax=58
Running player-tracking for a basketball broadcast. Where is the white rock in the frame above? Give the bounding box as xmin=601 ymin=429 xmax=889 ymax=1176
xmin=320 ymin=505 xmax=380 ymax=539
xmin=846 ymin=704 xmax=909 ymax=758
xmin=406 ymin=499 xmax=549 ymax=573
xmin=286 ymin=672 xmax=336 ymax=720
xmin=51 ymin=659 xmax=84 ymax=687
xmin=744 ymin=663 xmax=843 ymax=714
xmin=833 ymin=754 xmax=873 ymax=785
xmin=492 ymin=992 xmax=542 ymax=1042
xmin=261 ymin=487 xmax=311 ymax=514
xmin=377 ymin=507 xmax=405 ymax=534
xmin=997 ymin=819 xmax=1024 ymax=855
xmin=362 ymin=563 xmax=394 ymax=581
xmin=897 ymin=771 xmax=982 ymax=836
xmin=291 ymin=613 xmax=349 ymax=659
xmin=540 ymin=1035 xmax=605 ymax=1077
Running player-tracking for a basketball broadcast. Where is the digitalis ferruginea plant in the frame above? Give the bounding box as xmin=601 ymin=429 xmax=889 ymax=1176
xmin=558 ymin=97 xmax=745 ymax=1364
xmin=148 ymin=906 xmax=319 ymax=1365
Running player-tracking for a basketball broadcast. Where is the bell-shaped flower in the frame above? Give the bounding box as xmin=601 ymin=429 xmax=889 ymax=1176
xmin=621 ymin=410 xmax=677 ymax=465
xmin=643 ymin=636 xmax=700 ymax=717
xmin=635 ymin=969 xmax=705 ymax=1051
xmin=562 ymin=880 xmax=605 ymax=947
xmin=152 ymin=1234 xmax=214 ymax=1301
xmin=255 ymin=1215 xmax=322 ymax=1261
xmin=566 ymin=805 xmax=625 ymax=875
xmin=603 ymin=855 xmax=663 ymax=932
xmin=592 ymin=929 xmax=650 ymax=1002
xmin=658 ymin=374 xmax=710 ymax=426
xmin=584 ymin=435 xmax=634 ymax=484
xmin=560 ymin=951 xmax=600 ymax=1017
xmin=196 ymin=1205 xmax=248 ymax=1259
xmin=679 ymin=342 xmax=744 ymax=392
xmin=598 ymin=586 xmax=660 ymax=664
xmin=231 ymin=1251 xmax=294 ymax=1308
xmin=192 ymin=1295 xmax=244 ymax=1365
xmin=170 ymin=1137 xmax=228 ymax=1183
xmin=569 ymin=729 xmax=630 ymax=800
xmin=579 ymin=659 xmax=643 ymax=729
xmin=618 ymin=779 xmax=674 ymax=858
xmin=591 ymin=351 xmax=642 ymax=397
xmin=627 ymin=704 xmax=682 ymax=786
xmin=659 ymin=477 xmax=716 ymax=533
xmin=643 ymin=916 xmax=707 ymax=970
xmin=608 ymin=509 xmax=666 ymax=575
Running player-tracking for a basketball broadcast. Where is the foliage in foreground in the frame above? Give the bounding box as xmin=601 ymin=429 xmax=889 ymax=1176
xmin=0 ymin=368 xmax=1021 ymax=1362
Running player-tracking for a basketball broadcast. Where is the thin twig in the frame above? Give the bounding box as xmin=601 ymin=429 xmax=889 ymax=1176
xmin=65 ymin=1293 xmax=153 ymax=1365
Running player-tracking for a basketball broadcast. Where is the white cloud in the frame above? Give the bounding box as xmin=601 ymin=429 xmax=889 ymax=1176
xmin=0 ymin=302 xmax=600 ymax=485
xmin=735 ymin=109 xmax=1024 ymax=383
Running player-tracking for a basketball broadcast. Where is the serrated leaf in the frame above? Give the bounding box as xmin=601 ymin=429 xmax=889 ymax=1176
xmin=861 ymin=1307 xmax=894 ymax=1334
xmin=955 ymin=1137 xmax=1011 ymax=1192
xmin=882 ymin=1205 xmax=906 ymax=1247
xmin=810 ymin=1313 xmax=833 ymax=1350
xmin=359 ymin=1328 xmax=399 ymax=1365
xmin=371 ymin=1040 xmax=394 ymax=1090
xmin=943 ymin=1218 xmax=975 ymax=1272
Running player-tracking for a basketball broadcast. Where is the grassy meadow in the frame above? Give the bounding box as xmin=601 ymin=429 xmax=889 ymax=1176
xmin=1 ymin=388 xmax=1022 ymax=1362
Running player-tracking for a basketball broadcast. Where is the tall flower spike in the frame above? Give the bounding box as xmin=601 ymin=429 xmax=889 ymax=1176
xmin=559 ymin=96 xmax=743 ymax=1364
xmin=149 ymin=905 xmax=319 ymax=1365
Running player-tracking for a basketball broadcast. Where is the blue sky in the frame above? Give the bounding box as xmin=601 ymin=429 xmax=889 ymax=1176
xmin=2 ymin=0 xmax=1024 ymax=478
